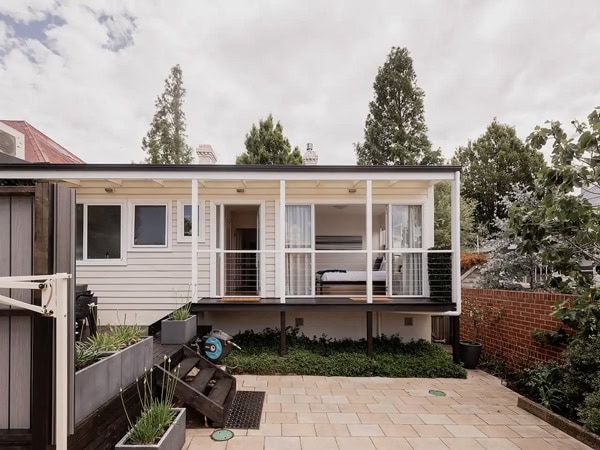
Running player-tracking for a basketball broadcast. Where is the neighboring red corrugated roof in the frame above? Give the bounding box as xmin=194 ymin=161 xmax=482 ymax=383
xmin=0 ymin=120 xmax=85 ymax=164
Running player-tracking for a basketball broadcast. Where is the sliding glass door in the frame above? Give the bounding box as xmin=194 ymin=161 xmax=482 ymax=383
xmin=390 ymin=205 xmax=423 ymax=296
xmin=285 ymin=205 xmax=313 ymax=296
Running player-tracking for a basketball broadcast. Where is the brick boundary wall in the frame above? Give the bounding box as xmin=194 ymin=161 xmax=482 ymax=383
xmin=460 ymin=288 xmax=577 ymax=370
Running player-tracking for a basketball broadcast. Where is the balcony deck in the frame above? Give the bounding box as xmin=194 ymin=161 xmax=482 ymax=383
xmin=190 ymin=297 xmax=456 ymax=313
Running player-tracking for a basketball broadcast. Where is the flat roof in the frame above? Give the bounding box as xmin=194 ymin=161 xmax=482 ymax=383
xmin=0 ymin=163 xmax=460 ymax=173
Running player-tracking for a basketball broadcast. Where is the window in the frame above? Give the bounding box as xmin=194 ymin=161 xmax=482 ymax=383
xmin=285 ymin=205 xmax=312 ymax=249
xmin=134 ymin=205 xmax=167 ymax=246
xmin=131 ymin=203 xmax=169 ymax=248
xmin=177 ymin=201 xmax=205 ymax=242
xmin=391 ymin=205 xmax=422 ymax=249
xmin=76 ymin=203 xmax=124 ymax=262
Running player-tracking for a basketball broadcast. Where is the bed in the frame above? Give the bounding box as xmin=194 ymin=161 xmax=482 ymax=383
xmin=316 ymin=257 xmax=389 ymax=295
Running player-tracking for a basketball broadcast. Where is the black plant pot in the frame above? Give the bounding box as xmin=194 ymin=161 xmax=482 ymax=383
xmin=460 ymin=341 xmax=482 ymax=369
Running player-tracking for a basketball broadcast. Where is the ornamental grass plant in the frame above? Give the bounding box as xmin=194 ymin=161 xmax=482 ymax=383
xmin=121 ymin=356 xmax=180 ymax=445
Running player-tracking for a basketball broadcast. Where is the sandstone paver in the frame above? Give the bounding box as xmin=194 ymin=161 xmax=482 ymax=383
xmin=184 ymin=372 xmax=592 ymax=449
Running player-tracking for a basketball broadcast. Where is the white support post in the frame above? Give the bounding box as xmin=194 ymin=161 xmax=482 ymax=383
xmin=55 ymin=274 xmax=69 ymax=450
xmin=191 ymin=179 xmax=199 ymax=301
xmin=366 ymin=180 xmax=373 ymax=304
xmin=451 ymin=171 xmax=461 ymax=313
xmin=279 ymin=180 xmax=286 ymax=303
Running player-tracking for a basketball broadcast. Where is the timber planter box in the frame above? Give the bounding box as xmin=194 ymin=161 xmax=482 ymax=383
xmin=115 ymin=407 xmax=186 ymax=450
xmin=161 ymin=316 xmax=196 ymax=345
xmin=75 ymin=337 xmax=153 ymax=424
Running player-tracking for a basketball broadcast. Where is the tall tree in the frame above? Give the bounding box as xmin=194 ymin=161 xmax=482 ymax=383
xmin=511 ymin=107 xmax=600 ymax=292
xmin=454 ymin=120 xmax=545 ymax=234
xmin=236 ymin=114 xmax=303 ymax=165
xmin=142 ymin=64 xmax=193 ymax=164
xmin=355 ymin=47 xmax=442 ymax=166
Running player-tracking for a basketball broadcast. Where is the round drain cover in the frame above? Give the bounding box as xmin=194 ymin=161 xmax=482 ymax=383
xmin=211 ymin=429 xmax=234 ymax=441
xmin=428 ymin=389 xmax=446 ymax=397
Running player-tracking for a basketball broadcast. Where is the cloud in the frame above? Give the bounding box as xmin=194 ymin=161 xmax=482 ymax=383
xmin=0 ymin=0 xmax=599 ymax=165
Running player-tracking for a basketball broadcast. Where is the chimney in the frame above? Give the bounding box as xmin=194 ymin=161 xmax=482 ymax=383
xmin=196 ymin=144 xmax=217 ymax=164
xmin=303 ymin=143 xmax=318 ymax=165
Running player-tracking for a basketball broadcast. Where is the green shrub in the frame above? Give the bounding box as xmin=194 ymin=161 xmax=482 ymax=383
xmin=224 ymin=328 xmax=466 ymax=379
xmin=580 ymin=388 xmax=600 ymax=434
xmin=523 ymin=362 xmax=566 ymax=412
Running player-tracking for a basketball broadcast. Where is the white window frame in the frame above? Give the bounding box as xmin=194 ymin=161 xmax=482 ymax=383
xmin=76 ymin=200 xmax=127 ymax=266
xmin=128 ymin=200 xmax=171 ymax=251
xmin=177 ymin=200 xmax=206 ymax=243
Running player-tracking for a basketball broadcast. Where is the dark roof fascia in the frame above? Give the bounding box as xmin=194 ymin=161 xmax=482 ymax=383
xmin=0 ymin=163 xmax=461 ymax=173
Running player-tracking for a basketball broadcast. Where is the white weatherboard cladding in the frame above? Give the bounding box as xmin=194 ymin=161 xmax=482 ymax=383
xmin=75 ymin=180 xmax=434 ymax=325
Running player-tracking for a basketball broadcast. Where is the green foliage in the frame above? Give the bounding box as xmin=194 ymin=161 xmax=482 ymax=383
xmin=551 ymin=289 xmax=600 ymax=337
xmin=355 ymin=47 xmax=442 ymax=166
xmin=75 ymin=325 xmax=145 ymax=370
xmin=236 ymin=114 xmax=302 ymax=165
xmin=433 ymin=181 xmax=477 ymax=249
xmin=74 ymin=341 xmax=102 ymax=371
xmin=142 ymin=64 xmax=193 ymax=164
xmin=478 ymin=187 xmax=547 ymax=291
xmin=168 ymin=302 xmax=192 ymax=321
xmin=223 ymin=328 xmax=466 ymax=379
xmin=563 ymin=334 xmax=600 ymax=407
xmin=511 ymin=107 xmax=600 ymax=292
xmin=530 ymin=327 xmax=569 ymax=347
xmin=580 ymin=388 xmax=600 ymax=434
xmin=523 ymin=363 xmax=566 ymax=411
xmin=454 ymin=120 xmax=545 ymax=234
xmin=122 ymin=358 xmax=179 ymax=445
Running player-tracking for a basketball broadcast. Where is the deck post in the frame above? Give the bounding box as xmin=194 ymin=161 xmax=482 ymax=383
xmin=451 ymin=171 xmax=461 ymax=314
xmin=279 ymin=180 xmax=286 ymax=304
xmin=280 ymin=311 xmax=287 ymax=356
xmin=191 ymin=178 xmax=198 ymax=301
xmin=366 ymin=311 xmax=373 ymax=357
xmin=450 ymin=315 xmax=460 ymax=364
xmin=366 ymin=180 xmax=373 ymax=304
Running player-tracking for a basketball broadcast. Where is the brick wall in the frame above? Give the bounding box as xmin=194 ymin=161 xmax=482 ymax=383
xmin=460 ymin=288 xmax=577 ymax=370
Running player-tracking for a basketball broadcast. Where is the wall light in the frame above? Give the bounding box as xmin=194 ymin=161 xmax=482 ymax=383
xmin=348 ymin=188 xmax=357 ymax=194
xmin=105 ymin=187 xmax=114 ymax=193
xmin=236 ymin=188 xmax=245 ymax=193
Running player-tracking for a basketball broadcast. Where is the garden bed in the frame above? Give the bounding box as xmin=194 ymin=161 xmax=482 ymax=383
xmin=223 ymin=328 xmax=466 ymax=378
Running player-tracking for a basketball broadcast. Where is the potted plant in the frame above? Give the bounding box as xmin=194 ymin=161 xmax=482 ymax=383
xmin=460 ymin=301 xmax=485 ymax=369
xmin=74 ymin=323 xmax=153 ymax=424
xmin=161 ymin=302 xmax=196 ymax=345
xmin=116 ymin=360 xmax=186 ymax=449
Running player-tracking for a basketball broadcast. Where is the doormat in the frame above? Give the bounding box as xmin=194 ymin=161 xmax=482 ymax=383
xmin=220 ymin=297 xmax=261 ymax=302
xmin=224 ymin=390 xmax=265 ymax=429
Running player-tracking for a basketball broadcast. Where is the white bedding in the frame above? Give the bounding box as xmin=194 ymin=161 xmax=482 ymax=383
xmin=320 ymin=271 xmax=387 ymax=282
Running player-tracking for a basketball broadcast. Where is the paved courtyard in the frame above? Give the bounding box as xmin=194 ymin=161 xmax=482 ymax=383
xmin=185 ymin=370 xmax=591 ymax=450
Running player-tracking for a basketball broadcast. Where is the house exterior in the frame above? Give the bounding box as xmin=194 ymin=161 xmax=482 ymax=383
xmin=0 ymin=163 xmax=461 ymax=347
xmin=0 ymin=120 xmax=85 ymax=163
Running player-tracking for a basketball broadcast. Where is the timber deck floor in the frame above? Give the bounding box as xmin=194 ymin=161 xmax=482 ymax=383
xmin=152 ymin=334 xmax=182 ymax=366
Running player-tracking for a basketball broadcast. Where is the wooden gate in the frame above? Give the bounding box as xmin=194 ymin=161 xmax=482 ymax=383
xmin=0 ymin=183 xmax=75 ymax=449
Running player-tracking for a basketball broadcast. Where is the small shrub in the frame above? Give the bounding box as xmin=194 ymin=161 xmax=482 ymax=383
xmin=523 ymin=362 xmax=566 ymax=412
xmin=580 ymin=388 xmax=600 ymax=434
xmin=461 ymin=252 xmax=487 ymax=273
xmin=223 ymin=328 xmax=466 ymax=379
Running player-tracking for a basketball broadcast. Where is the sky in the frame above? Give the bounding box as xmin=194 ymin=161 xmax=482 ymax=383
xmin=1 ymin=0 xmax=599 ymax=165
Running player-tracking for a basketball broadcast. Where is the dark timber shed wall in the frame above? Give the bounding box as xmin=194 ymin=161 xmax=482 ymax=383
xmin=0 ymin=183 xmax=75 ymax=450
xmin=0 ymin=191 xmax=34 ymax=430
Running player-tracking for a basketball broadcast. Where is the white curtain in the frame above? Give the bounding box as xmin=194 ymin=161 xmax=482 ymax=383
xmin=391 ymin=205 xmax=423 ymax=295
xmin=285 ymin=206 xmax=312 ymax=295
